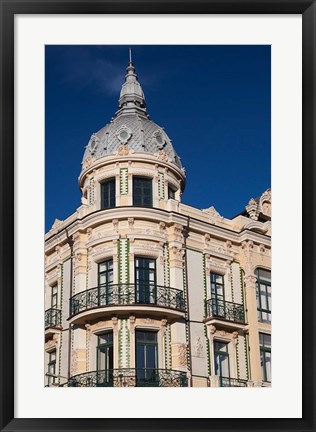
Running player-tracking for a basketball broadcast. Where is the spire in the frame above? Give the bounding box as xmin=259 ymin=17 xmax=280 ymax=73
xmin=117 ymin=50 xmax=148 ymax=118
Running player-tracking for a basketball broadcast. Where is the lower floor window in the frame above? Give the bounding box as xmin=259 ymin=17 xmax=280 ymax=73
xmin=96 ymin=332 xmax=114 ymax=386
xmin=214 ymin=341 xmax=230 ymax=385
xmin=136 ymin=330 xmax=158 ymax=385
xmin=47 ymin=350 xmax=56 ymax=385
xmin=259 ymin=333 xmax=271 ymax=382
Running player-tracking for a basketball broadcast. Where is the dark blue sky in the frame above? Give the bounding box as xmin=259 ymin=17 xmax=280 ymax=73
xmin=45 ymin=45 xmax=271 ymax=232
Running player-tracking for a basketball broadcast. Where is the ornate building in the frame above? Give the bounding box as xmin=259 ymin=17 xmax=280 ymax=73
xmin=45 ymin=53 xmax=271 ymax=388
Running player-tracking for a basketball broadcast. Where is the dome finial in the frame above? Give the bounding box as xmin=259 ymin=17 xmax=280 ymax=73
xmin=117 ymin=50 xmax=148 ymax=118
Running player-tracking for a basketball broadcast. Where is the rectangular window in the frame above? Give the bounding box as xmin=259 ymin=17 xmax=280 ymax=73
xmin=133 ymin=176 xmax=152 ymax=207
xmin=101 ymin=178 xmax=115 ymax=209
xmin=259 ymin=333 xmax=271 ymax=382
xmin=210 ymin=273 xmax=225 ymax=316
xmin=98 ymin=259 xmax=114 ymax=305
xmin=256 ymin=268 xmax=271 ymax=323
xmin=136 ymin=330 xmax=158 ymax=385
xmin=96 ymin=332 xmax=114 ymax=386
xmin=168 ymin=186 xmax=176 ymax=200
xmin=135 ymin=257 xmax=156 ymax=304
xmin=51 ymin=284 xmax=58 ymax=309
xmin=47 ymin=350 xmax=56 ymax=385
xmin=214 ymin=341 xmax=230 ymax=386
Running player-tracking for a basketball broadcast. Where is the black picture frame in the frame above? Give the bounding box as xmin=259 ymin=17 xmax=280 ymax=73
xmin=0 ymin=1 xmax=314 ymax=431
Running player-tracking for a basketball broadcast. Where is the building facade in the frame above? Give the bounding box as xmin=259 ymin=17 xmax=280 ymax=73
xmin=45 ymin=55 xmax=271 ymax=388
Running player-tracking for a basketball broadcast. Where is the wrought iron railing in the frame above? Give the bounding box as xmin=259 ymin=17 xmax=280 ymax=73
xmin=45 ymin=308 xmax=62 ymax=328
xmin=69 ymin=283 xmax=185 ymax=317
xmin=65 ymin=368 xmax=188 ymax=387
xmin=205 ymin=298 xmax=245 ymax=323
xmin=219 ymin=376 xmax=248 ymax=387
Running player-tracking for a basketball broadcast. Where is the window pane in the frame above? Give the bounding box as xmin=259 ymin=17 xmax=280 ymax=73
xmin=101 ymin=178 xmax=115 ymax=209
xmin=265 ymin=352 xmax=271 ymax=381
xmin=220 ymin=354 xmax=230 ymax=377
xmin=136 ymin=345 xmax=145 ymax=369
xmin=146 ymin=345 xmax=157 ymax=369
xmin=133 ymin=177 xmax=152 ymax=207
xmin=258 ymin=269 xmax=271 ymax=282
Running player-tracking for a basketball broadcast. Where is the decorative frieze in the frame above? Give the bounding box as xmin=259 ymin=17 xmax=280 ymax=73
xmin=170 ymin=246 xmax=185 ymax=268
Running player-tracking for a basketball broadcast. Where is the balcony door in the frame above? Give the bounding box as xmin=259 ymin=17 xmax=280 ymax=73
xmin=96 ymin=333 xmax=114 ymax=386
xmin=98 ymin=259 xmax=113 ymax=306
xmin=136 ymin=330 xmax=158 ymax=386
xmin=214 ymin=341 xmax=230 ymax=386
xmin=135 ymin=257 xmax=156 ymax=304
xmin=210 ymin=273 xmax=225 ymax=317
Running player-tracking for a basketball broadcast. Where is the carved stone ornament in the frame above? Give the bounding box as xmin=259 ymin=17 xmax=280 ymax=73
xmin=129 ymin=315 xmax=136 ymax=334
xmin=178 ymin=343 xmax=188 ymax=367
xmin=52 ymin=219 xmax=63 ymax=230
xmin=71 ymin=350 xmax=78 ymax=375
xmin=87 ymin=227 xmax=93 ymax=239
xmin=112 ymin=317 xmax=119 ymax=335
xmin=45 ymin=335 xmax=59 ymax=351
xmin=117 ymin=144 xmax=130 ymax=156
xmin=194 ymin=336 xmax=203 ymax=357
xmin=112 ymin=219 xmax=119 ymax=232
xmin=55 ymin=245 xmax=62 ymax=258
xmin=88 ymin=134 xmax=100 ymax=155
xmin=116 ymin=125 xmax=132 ymax=144
xmin=152 ymin=129 xmax=165 ymax=148
xmin=160 ymin=319 xmax=168 ymax=337
xmin=157 ymin=149 xmax=169 ymax=162
xmin=128 ymin=218 xmax=134 ymax=230
xmin=246 ymin=198 xmax=260 ymax=220
xmin=232 ymin=331 xmax=239 ymax=346
xmin=202 ymin=206 xmax=222 ymax=219
xmin=209 ymin=325 xmax=216 ymax=336
xmin=83 ymin=156 xmax=96 ymax=169
xmin=259 ymin=188 xmax=271 ymax=206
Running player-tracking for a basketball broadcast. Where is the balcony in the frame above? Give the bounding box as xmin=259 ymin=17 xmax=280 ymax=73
xmin=65 ymin=368 xmax=188 ymax=387
xmin=69 ymin=283 xmax=185 ymax=322
xmin=205 ymin=298 xmax=245 ymax=324
xmin=45 ymin=308 xmax=62 ymax=329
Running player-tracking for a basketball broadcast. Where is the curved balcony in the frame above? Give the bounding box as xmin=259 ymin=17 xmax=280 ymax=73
xmin=205 ymin=298 xmax=245 ymax=326
xmin=45 ymin=308 xmax=62 ymax=329
xmin=69 ymin=283 xmax=185 ymax=323
xmin=65 ymin=368 xmax=188 ymax=387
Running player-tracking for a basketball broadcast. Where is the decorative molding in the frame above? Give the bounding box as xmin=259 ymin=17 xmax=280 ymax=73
xmin=116 ymin=125 xmax=132 ymax=144
xmin=178 ymin=343 xmax=188 ymax=367
xmin=128 ymin=218 xmax=134 ymax=230
xmin=129 ymin=315 xmax=136 ymax=334
xmin=112 ymin=219 xmax=119 ymax=232
xmin=112 ymin=317 xmax=119 ymax=336
xmin=194 ymin=336 xmax=203 ymax=357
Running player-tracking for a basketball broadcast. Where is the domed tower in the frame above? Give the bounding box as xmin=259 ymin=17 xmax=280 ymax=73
xmin=79 ymin=51 xmax=185 ymax=213
xmin=45 ymin=52 xmax=189 ymax=388
xmin=45 ymin=52 xmax=271 ymax=390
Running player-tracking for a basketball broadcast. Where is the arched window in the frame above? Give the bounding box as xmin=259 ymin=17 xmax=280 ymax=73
xmin=256 ymin=268 xmax=271 ymax=323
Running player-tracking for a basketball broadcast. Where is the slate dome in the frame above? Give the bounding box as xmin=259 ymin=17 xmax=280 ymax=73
xmin=82 ymin=52 xmax=182 ymax=169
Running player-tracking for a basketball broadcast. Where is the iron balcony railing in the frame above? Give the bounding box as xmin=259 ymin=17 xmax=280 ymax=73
xmin=69 ymin=283 xmax=185 ymax=317
xmin=45 ymin=308 xmax=62 ymax=328
xmin=219 ymin=376 xmax=248 ymax=387
xmin=205 ymin=298 xmax=245 ymax=324
xmin=64 ymin=368 xmax=188 ymax=387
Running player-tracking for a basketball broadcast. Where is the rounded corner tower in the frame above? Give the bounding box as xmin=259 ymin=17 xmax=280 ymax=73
xmin=78 ymin=52 xmax=186 ymax=212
